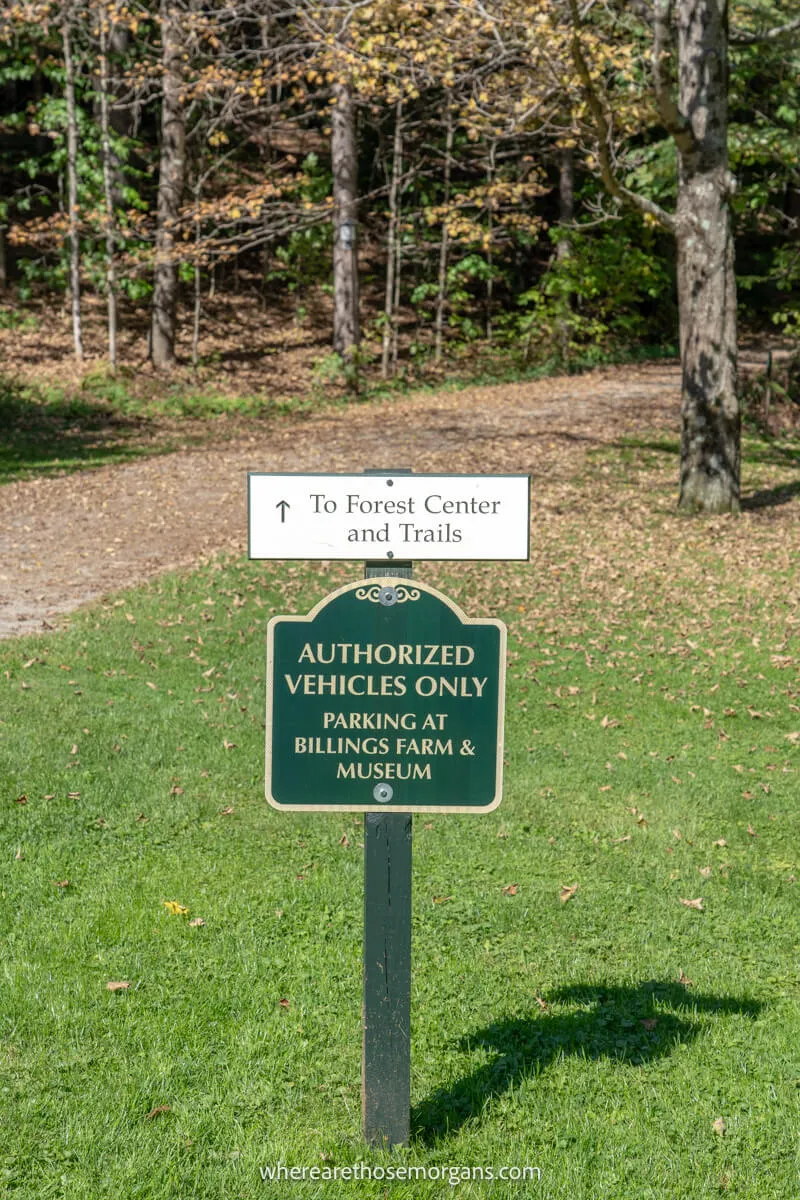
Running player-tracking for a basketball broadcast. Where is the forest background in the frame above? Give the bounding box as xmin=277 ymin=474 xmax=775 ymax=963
xmin=0 ymin=0 xmax=799 ymax=512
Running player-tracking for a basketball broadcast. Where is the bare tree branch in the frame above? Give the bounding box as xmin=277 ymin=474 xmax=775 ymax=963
xmin=730 ymin=13 xmax=800 ymax=44
xmin=567 ymin=0 xmax=676 ymax=231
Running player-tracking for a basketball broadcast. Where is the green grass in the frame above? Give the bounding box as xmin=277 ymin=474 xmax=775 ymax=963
xmin=0 ymin=375 xmax=167 ymax=483
xmin=1 ymin=506 xmax=798 ymax=1199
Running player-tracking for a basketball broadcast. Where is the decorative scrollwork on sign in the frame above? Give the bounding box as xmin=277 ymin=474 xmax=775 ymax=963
xmin=355 ymin=585 xmax=383 ymax=603
xmin=355 ymin=584 xmax=421 ymax=605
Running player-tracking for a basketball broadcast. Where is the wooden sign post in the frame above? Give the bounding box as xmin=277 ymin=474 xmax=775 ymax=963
xmin=362 ymin=556 xmax=413 ymax=1147
xmin=252 ymin=470 xmax=527 ymax=1147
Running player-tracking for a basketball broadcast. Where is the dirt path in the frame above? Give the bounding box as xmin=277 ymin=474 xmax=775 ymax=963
xmin=0 ymin=358 xmax=728 ymax=638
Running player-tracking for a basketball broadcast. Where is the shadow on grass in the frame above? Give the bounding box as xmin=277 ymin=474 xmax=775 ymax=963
xmin=412 ymin=980 xmax=762 ymax=1144
xmin=741 ymin=480 xmax=800 ymax=510
xmin=0 ymin=374 xmax=159 ymax=483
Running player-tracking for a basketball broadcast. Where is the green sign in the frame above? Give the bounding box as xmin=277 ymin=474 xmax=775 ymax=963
xmin=266 ymin=579 xmax=506 ymax=812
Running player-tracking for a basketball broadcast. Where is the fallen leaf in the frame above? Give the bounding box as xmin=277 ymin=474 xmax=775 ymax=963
xmin=338 ymin=832 xmax=350 ymax=847
xmin=54 ymin=880 xmax=70 ymax=888
xmin=67 ymin=792 xmax=80 ymax=799
xmin=680 ymin=897 xmax=704 ymax=911
xmin=188 ymin=917 xmax=206 ymax=927
xmin=70 ymin=744 xmax=78 ymax=755
xmin=613 ymin=834 xmax=631 ymax=843
xmin=560 ymin=883 xmax=578 ymax=904
xmin=145 ymin=1105 xmax=171 ymax=1120
xmin=220 ymin=806 xmax=234 ymax=815
xmin=15 ymin=794 xmax=27 ymax=805
xmin=223 ymin=740 xmax=236 ymax=750
xmin=146 ymin=682 xmax=157 ymax=690
xmin=712 ymin=838 xmax=728 ymax=848
xmin=15 ymin=847 xmax=23 ymax=860
xmin=699 ymin=866 xmax=711 ymax=878
xmin=502 ymin=883 xmax=518 ymax=896
xmin=106 ymin=981 xmax=130 ymax=992
xmin=496 ymin=826 xmax=509 ymax=838
xmin=712 ymin=1117 xmax=726 ymax=1136
xmin=677 ymin=970 xmax=693 ymax=986
xmin=279 ymin=998 xmax=290 ymax=1008
xmin=641 ymin=1018 xmax=658 ymax=1031
xmin=747 ymin=824 xmax=757 ymax=837
xmin=601 ymin=715 xmax=620 ymax=728
xmin=784 ymin=731 xmax=800 ymax=744
xmin=673 ymin=828 xmax=682 ymax=840
xmin=534 ymin=994 xmax=548 ymax=1011
xmin=162 ymin=900 xmax=188 ymax=916
xmin=433 ymin=895 xmax=452 ymax=904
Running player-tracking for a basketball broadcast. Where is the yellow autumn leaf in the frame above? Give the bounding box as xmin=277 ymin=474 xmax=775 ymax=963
xmin=163 ymin=900 xmax=189 ymax=916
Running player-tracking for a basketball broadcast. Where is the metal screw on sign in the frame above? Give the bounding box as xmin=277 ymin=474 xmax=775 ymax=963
xmin=379 ymin=586 xmax=398 ymax=607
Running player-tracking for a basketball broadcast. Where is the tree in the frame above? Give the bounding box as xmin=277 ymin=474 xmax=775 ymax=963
xmin=568 ymin=0 xmax=800 ymax=513
xmin=151 ymin=0 xmax=186 ymax=368
xmin=331 ymin=80 xmax=359 ymax=360
xmin=62 ymin=3 xmax=84 ymax=362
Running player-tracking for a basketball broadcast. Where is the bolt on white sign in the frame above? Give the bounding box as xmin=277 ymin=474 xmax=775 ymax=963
xmin=248 ymin=473 xmax=530 ymax=562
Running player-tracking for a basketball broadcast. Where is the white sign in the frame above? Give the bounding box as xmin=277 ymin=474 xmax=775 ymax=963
xmin=248 ymin=473 xmax=530 ymax=562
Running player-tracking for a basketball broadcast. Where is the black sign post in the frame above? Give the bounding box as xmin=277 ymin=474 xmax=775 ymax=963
xmin=362 ymin=558 xmax=413 ymax=1147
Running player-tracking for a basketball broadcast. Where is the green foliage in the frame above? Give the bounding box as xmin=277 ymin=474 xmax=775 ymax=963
xmin=311 ymin=345 xmax=374 ymax=398
xmin=505 ymin=221 xmax=675 ymax=365
xmin=265 ymin=156 xmax=334 ymax=294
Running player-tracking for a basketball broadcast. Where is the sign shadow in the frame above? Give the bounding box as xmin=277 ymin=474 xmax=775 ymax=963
xmin=412 ymin=980 xmax=762 ymax=1144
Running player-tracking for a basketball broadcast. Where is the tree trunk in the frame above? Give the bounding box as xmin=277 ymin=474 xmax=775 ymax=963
xmin=331 ymin=82 xmax=359 ymax=361
xmin=151 ymin=0 xmax=186 ymax=368
xmin=382 ymin=101 xmax=402 ymax=378
xmin=0 ymin=226 xmax=7 ymax=290
xmin=557 ymin=145 xmax=574 ymax=360
xmin=63 ymin=15 xmax=83 ymax=362
xmin=676 ymin=0 xmax=739 ymax=513
xmin=434 ymin=100 xmax=453 ymax=364
xmin=192 ymin=178 xmax=202 ymax=370
xmin=99 ymin=8 xmax=118 ymax=372
xmin=485 ymin=140 xmax=496 ymax=344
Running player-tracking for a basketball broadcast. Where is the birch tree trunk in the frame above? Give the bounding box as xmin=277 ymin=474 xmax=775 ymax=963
xmin=99 ymin=8 xmax=118 ymax=372
xmin=675 ymin=0 xmax=739 ymax=513
xmin=434 ymin=100 xmax=453 ymax=364
xmin=331 ymin=82 xmax=360 ymax=361
xmin=151 ymin=0 xmax=186 ymax=368
xmin=382 ymin=101 xmax=402 ymax=379
xmin=63 ymin=13 xmax=84 ymax=362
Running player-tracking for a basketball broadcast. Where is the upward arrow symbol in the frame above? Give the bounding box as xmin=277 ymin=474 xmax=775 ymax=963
xmin=276 ymin=500 xmax=290 ymax=523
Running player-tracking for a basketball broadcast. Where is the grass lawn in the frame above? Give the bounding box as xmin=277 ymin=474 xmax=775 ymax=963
xmin=1 ymin=434 xmax=799 ymax=1198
